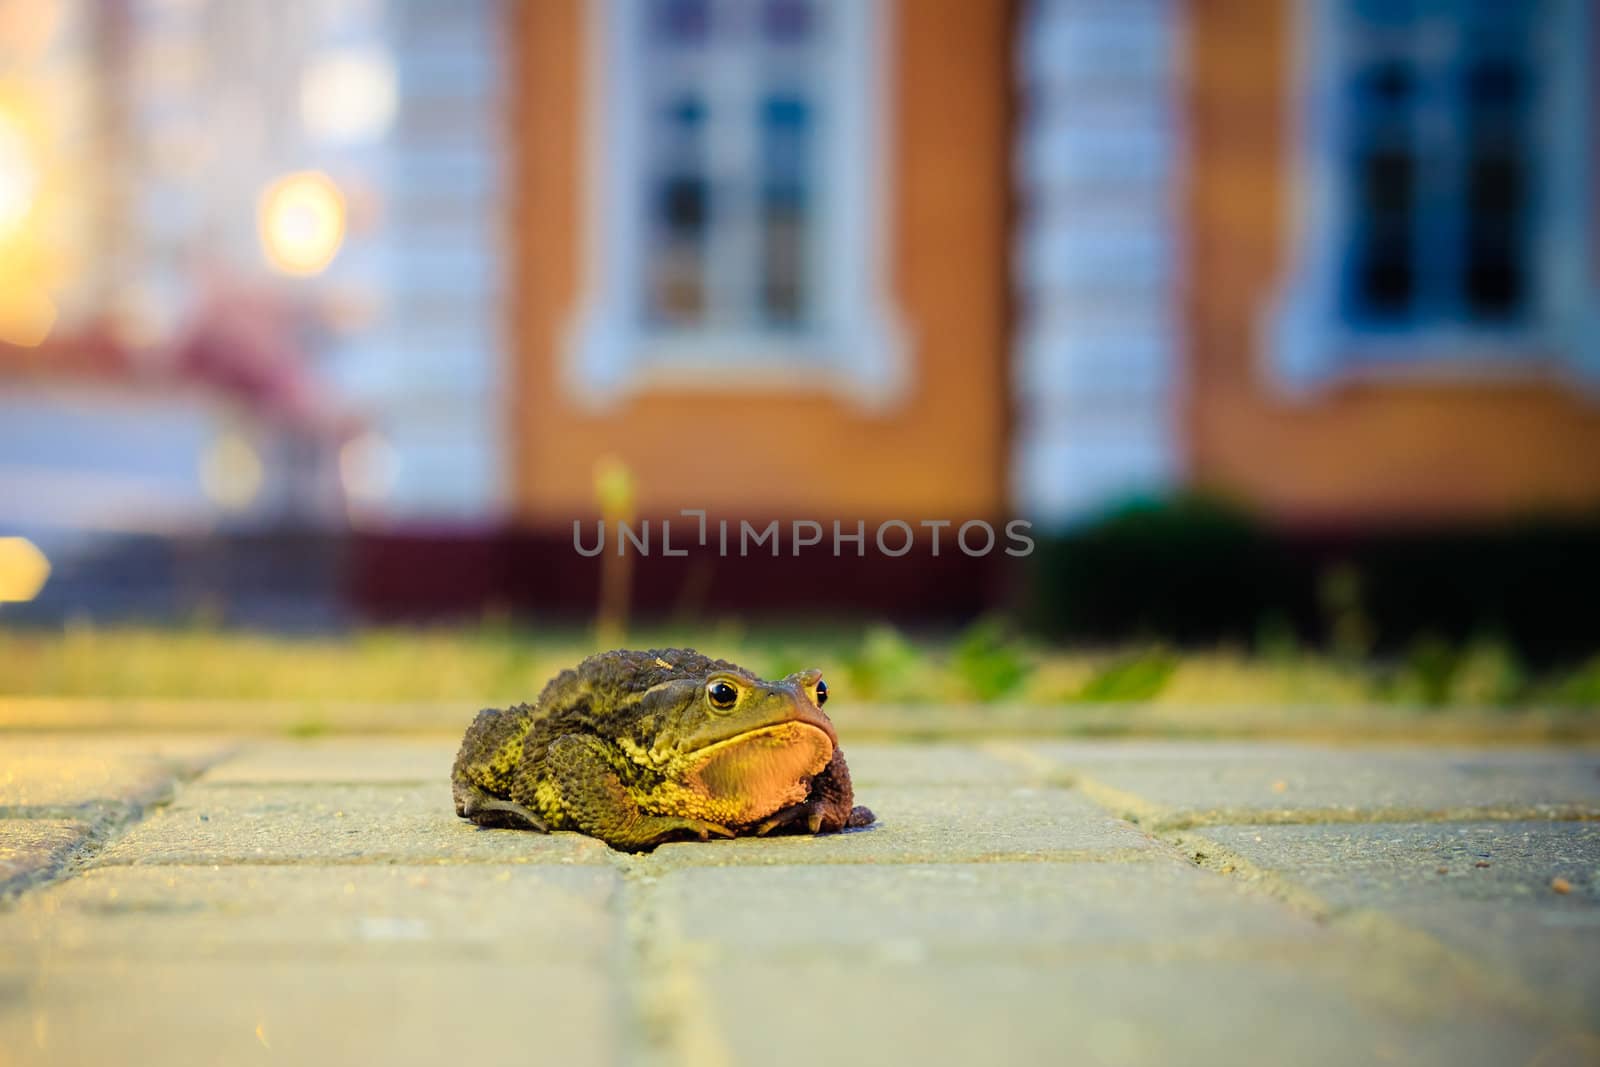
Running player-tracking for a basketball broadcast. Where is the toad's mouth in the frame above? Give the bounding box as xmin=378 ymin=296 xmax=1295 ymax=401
xmin=684 ymin=721 xmax=834 ymax=819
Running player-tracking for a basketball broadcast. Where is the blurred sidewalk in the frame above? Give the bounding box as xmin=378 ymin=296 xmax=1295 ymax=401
xmin=2 ymin=732 xmax=1597 ymax=1066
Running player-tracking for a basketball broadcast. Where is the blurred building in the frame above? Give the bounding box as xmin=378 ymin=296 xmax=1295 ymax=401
xmin=1174 ymin=0 xmax=1600 ymax=523
xmin=512 ymin=0 xmax=1006 ymax=526
xmin=0 ymin=0 xmax=1596 ymax=623
xmin=514 ymin=0 xmax=1600 ymax=531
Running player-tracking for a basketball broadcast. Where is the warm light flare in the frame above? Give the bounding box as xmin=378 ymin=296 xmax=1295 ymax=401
xmin=0 ymin=285 xmax=55 ymax=346
xmin=258 ymin=171 xmax=346 ymax=276
xmin=0 ymin=536 xmax=50 ymax=603
xmin=0 ymin=108 xmax=39 ymax=239
xmin=594 ymin=456 xmax=636 ymax=521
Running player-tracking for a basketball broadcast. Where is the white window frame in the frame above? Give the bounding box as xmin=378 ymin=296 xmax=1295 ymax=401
xmin=566 ymin=0 xmax=907 ymax=410
xmin=1265 ymin=0 xmax=1600 ymax=395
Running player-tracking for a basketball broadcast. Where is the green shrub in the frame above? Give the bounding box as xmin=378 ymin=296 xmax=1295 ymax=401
xmin=951 ymin=618 xmax=1032 ymax=702
xmin=1450 ymin=637 xmax=1528 ymax=708
xmin=1394 ymin=634 xmax=1460 ymax=707
xmin=1531 ymin=653 xmax=1600 ymax=708
xmin=1073 ymin=647 xmax=1178 ymax=702
xmin=842 ymin=625 xmax=927 ymax=702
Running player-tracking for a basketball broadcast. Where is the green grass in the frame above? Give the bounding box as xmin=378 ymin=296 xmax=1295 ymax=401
xmin=0 ymin=620 xmax=1596 ymax=714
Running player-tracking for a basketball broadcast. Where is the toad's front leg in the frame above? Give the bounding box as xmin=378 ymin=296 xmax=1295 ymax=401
xmin=545 ymin=734 xmax=733 ymax=852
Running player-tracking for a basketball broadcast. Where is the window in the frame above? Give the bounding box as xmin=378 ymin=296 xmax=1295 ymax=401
xmin=1270 ymin=0 xmax=1598 ymax=388
xmin=568 ymin=0 xmax=905 ymax=407
xmin=641 ymin=0 xmax=820 ymax=329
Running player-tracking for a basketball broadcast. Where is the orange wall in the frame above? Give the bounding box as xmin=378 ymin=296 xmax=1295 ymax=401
xmin=509 ymin=0 xmax=1012 ymax=523
xmin=1186 ymin=2 xmax=1600 ymax=523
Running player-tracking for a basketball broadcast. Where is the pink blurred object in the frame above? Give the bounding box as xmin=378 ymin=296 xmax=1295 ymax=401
xmin=168 ymin=273 xmax=360 ymax=442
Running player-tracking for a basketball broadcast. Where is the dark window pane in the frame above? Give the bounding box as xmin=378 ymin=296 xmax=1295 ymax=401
xmin=1463 ymin=251 xmax=1522 ymax=319
xmin=1357 ymin=240 xmax=1415 ymax=317
xmin=652 ymin=0 xmax=710 ymax=45
xmin=759 ymin=94 xmax=812 ymax=324
xmin=763 ymin=0 xmax=814 ymax=44
xmin=659 ymin=175 xmax=707 ymax=235
xmin=1348 ymin=0 xmax=1416 ymax=28
xmin=643 ymin=85 xmax=710 ymax=325
xmin=1462 ymin=150 xmax=1529 ymax=321
xmin=1466 ymin=60 xmax=1525 ymax=110
xmin=649 ymin=174 xmax=711 ymax=324
xmin=668 ymin=96 xmax=706 ymax=129
xmin=1460 ymin=44 xmax=1533 ymax=323
xmin=1360 ymin=146 xmax=1414 ymax=217
xmin=1344 ymin=147 xmax=1415 ymax=322
xmin=1361 ymin=60 xmax=1414 ymax=107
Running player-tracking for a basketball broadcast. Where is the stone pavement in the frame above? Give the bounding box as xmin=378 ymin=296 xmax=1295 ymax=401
xmin=0 ymin=734 xmax=1597 ymax=1066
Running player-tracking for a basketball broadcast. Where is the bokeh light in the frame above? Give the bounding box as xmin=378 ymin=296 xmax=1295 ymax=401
xmin=593 ymin=456 xmax=637 ymax=521
xmin=0 ymin=536 xmax=50 ymax=603
xmin=257 ymin=170 xmax=346 ymax=276
xmin=300 ymin=47 xmax=398 ymax=144
xmin=0 ymin=107 xmax=39 ymax=239
xmin=199 ymin=432 xmax=265 ymax=511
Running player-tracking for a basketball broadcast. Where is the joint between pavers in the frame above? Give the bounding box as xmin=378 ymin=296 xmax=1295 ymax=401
xmin=1150 ymin=804 xmax=1599 ymax=833
xmin=606 ymin=853 xmax=735 ymax=1067
xmin=977 ymin=740 xmax=1080 ymax=790
xmin=1 ymin=747 xmax=240 ymax=901
xmin=1161 ymin=825 xmax=1595 ymax=1039
xmin=2 ymin=814 xmax=132 ymax=902
xmin=1071 ymin=771 xmax=1600 ymax=1038
xmin=1160 ymin=828 xmax=1333 ymax=917
xmin=1064 ymin=772 xmax=1600 ymax=834
xmin=0 ymin=801 xmax=142 ymax=826
xmin=1061 ymin=775 xmax=1169 ymax=829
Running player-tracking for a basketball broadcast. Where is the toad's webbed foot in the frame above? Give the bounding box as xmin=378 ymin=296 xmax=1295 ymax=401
xmin=755 ymin=800 xmax=875 ymax=836
xmin=754 ymin=800 xmax=831 ymax=836
xmin=456 ymin=783 xmax=549 ymax=832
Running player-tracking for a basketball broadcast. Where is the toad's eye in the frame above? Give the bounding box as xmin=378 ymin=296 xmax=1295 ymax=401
xmin=707 ymin=680 xmax=739 ymax=710
xmin=814 ymin=679 xmax=829 ymax=706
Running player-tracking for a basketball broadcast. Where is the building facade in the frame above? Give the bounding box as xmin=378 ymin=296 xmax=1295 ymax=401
xmin=2 ymin=0 xmax=1597 ymax=616
xmin=507 ymin=0 xmax=1600 ymax=533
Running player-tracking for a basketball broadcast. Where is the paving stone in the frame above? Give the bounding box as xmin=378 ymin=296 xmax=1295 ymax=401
xmin=8 ymin=732 xmax=1598 ymax=1065
xmin=202 ymin=738 xmax=455 ymax=784
xmin=0 ymin=821 xmax=89 ymax=896
xmin=0 ymin=864 xmax=618 ymax=964
xmin=652 ymin=855 xmax=1585 ymax=1065
xmin=92 ymin=782 xmax=611 ymax=867
xmin=651 ymin=860 xmax=1318 ymax=961
xmin=646 ymin=785 xmax=1158 ymax=867
xmin=1015 ymin=741 xmax=1600 ymax=823
xmin=1200 ymin=821 xmax=1600 ymax=1024
xmin=645 ymin=858 xmax=1592 ymax=1066
xmin=0 ymin=959 xmax=615 ymax=1067
xmin=0 ymin=736 xmax=232 ymax=813
xmin=687 ymin=957 xmax=1585 ymax=1067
